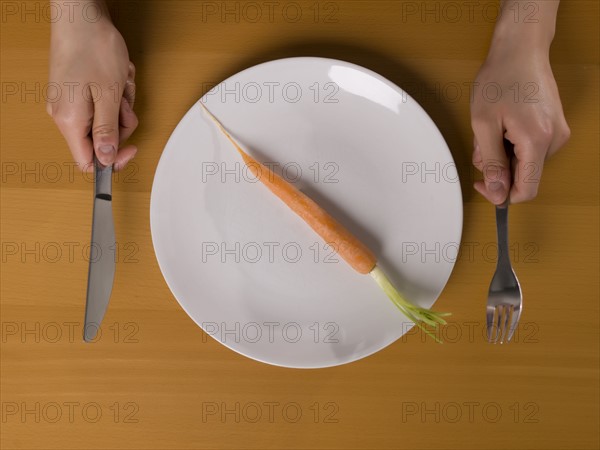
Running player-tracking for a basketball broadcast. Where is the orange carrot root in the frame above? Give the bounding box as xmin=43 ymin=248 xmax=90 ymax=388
xmin=201 ymin=103 xmax=377 ymax=274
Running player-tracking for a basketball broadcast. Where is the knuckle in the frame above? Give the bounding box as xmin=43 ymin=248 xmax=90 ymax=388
xmin=559 ymin=122 xmax=571 ymax=145
xmin=470 ymin=115 xmax=489 ymax=131
xmin=93 ymin=124 xmax=117 ymax=137
xmin=53 ymin=111 xmax=75 ymax=127
xmin=481 ymin=158 xmax=507 ymax=170
xmin=532 ymin=123 xmax=554 ymax=147
xmin=77 ymin=161 xmax=94 ymax=173
xmin=482 ymin=162 xmax=508 ymax=182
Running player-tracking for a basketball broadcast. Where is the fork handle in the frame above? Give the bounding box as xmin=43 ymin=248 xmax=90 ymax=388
xmin=495 ymin=200 xmax=511 ymax=267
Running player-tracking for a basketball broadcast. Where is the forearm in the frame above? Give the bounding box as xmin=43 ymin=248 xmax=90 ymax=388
xmin=51 ymin=0 xmax=112 ymax=37
xmin=491 ymin=0 xmax=560 ymax=53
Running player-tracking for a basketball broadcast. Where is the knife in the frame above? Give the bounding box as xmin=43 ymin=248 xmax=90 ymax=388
xmin=83 ymin=156 xmax=116 ymax=342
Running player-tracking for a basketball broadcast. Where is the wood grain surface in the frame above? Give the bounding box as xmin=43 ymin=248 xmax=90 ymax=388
xmin=1 ymin=1 xmax=598 ymax=449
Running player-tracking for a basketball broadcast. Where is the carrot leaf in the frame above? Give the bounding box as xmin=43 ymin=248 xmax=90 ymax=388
xmin=370 ymin=265 xmax=450 ymax=343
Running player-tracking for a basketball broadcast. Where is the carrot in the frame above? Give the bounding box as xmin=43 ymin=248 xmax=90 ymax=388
xmin=200 ymin=103 xmax=450 ymax=342
xmin=201 ymin=105 xmax=376 ymax=274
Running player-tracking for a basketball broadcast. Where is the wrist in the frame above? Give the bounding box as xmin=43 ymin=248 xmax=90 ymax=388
xmin=490 ymin=1 xmax=559 ymax=54
xmin=50 ymin=1 xmax=112 ymax=36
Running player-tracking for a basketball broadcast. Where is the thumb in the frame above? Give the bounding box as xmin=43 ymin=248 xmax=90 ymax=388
xmin=92 ymin=92 xmax=121 ymax=166
xmin=472 ymin=122 xmax=511 ymax=204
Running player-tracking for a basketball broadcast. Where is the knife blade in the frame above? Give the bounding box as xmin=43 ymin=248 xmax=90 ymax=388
xmin=83 ymin=157 xmax=116 ymax=342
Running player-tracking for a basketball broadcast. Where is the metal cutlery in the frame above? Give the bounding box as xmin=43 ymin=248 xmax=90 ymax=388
xmin=486 ymin=199 xmax=523 ymax=343
xmin=83 ymin=156 xmax=116 ymax=342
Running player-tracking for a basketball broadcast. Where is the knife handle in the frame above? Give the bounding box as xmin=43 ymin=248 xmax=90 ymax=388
xmin=94 ymin=157 xmax=113 ymax=201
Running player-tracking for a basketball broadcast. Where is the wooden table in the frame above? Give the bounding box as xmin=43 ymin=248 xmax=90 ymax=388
xmin=1 ymin=1 xmax=598 ymax=449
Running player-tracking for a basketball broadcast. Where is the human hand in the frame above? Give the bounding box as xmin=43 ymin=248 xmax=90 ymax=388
xmin=471 ymin=0 xmax=570 ymax=204
xmin=47 ymin=2 xmax=137 ymax=172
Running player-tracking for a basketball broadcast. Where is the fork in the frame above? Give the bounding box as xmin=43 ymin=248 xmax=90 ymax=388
xmin=486 ymin=200 xmax=523 ymax=343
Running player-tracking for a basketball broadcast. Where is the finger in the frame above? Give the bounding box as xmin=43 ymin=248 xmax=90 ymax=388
xmin=62 ymin=128 xmax=95 ymax=173
xmin=509 ymin=141 xmax=547 ymax=203
xmin=128 ymin=61 xmax=136 ymax=81
xmin=471 ymin=120 xmax=511 ymax=204
xmin=52 ymin=103 xmax=95 ymax=173
xmin=119 ymin=97 xmax=139 ymax=144
xmin=547 ymin=118 xmax=571 ymax=159
xmin=123 ymin=61 xmax=136 ymax=108
xmin=472 ymin=137 xmax=483 ymax=172
xmin=123 ymin=79 xmax=136 ymax=110
xmin=113 ymin=97 xmax=139 ymax=172
xmin=114 ymin=144 xmax=138 ymax=172
xmin=91 ymin=84 xmax=122 ymax=166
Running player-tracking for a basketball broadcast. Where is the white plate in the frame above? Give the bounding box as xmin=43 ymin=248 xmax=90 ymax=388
xmin=150 ymin=57 xmax=462 ymax=368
